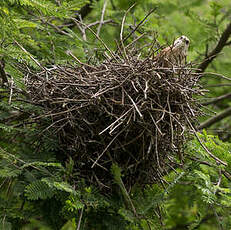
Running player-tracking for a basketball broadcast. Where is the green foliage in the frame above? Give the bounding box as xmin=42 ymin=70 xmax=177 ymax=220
xmin=25 ymin=180 xmax=56 ymax=200
xmin=1 ymin=0 xmax=231 ymax=229
xmin=162 ymin=132 xmax=231 ymax=229
xmin=0 ymin=0 xmax=89 ymax=75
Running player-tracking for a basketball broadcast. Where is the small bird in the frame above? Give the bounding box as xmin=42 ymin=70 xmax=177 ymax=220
xmin=155 ymin=35 xmax=190 ymax=68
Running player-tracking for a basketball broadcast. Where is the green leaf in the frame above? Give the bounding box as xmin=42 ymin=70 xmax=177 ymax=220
xmin=25 ymin=180 xmax=56 ymax=200
xmin=13 ymin=19 xmax=37 ymax=29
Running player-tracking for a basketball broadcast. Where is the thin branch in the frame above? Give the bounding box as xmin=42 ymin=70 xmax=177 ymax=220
xmin=0 ymin=58 xmax=8 ymax=85
xmin=14 ymin=40 xmax=46 ymax=71
xmin=124 ymin=91 xmax=143 ymax=118
xmin=122 ymin=8 xmax=157 ymax=44
xmin=43 ymin=19 xmax=72 ymax=37
xmin=86 ymin=19 xmax=115 ymax=28
xmin=119 ymin=4 xmax=135 ymax=61
xmin=91 ymin=127 xmax=126 ymax=168
xmin=184 ymin=109 xmax=227 ymax=166
xmin=119 ymin=176 xmax=138 ymax=217
xmin=198 ymin=22 xmax=231 ymax=72
xmin=8 ymin=77 xmax=14 ymax=104
xmin=99 ymin=108 xmax=133 ymax=135
xmin=225 ymin=40 xmax=231 ymax=46
xmin=125 ymin=33 xmax=146 ymax=49
xmin=205 ymin=83 xmax=231 ymax=87
xmin=64 ymin=0 xmax=100 ymax=29
xmin=76 ymin=207 xmax=84 ymax=230
xmin=71 ymin=18 xmax=117 ymax=60
xmin=197 ymin=107 xmax=231 ymax=130
xmin=203 ymin=72 xmax=231 ymax=81
xmin=67 ymin=51 xmax=97 ymax=70
xmin=201 ymin=92 xmax=231 ymax=105
xmin=96 ymin=0 xmax=108 ymax=37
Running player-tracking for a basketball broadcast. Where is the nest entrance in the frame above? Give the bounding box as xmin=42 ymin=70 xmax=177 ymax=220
xmin=26 ymin=53 xmax=201 ymax=190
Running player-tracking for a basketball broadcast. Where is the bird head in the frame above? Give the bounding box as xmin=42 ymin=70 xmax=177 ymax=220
xmin=173 ymin=35 xmax=190 ymax=49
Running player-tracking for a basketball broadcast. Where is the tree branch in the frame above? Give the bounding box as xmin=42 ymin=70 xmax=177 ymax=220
xmin=198 ymin=22 xmax=231 ymax=72
xmin=201 ymin=92 xmax=231 ymax=106
xmin=225 ymin=40 xmax=231 ymax=46
xmin=197 ymin=107 xmax=231 ymax=130
xmin=79 ymin=0 xmax=97 ymax=19
xmin=122 ymin=8 xmax=157 ymax=44
xmin=96 ymin=0 xmax=107 ymax=37
xmin=0 ymin=58 xmax=8 ymax=85
xmin=205 ymin=83 xmax=231 ymax=87
xmin=66 ymin=0 xmax=100 ymax=29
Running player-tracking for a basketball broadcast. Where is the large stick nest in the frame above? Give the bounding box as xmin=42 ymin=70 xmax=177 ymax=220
xmin=25 ymin=49 xmax=202 ymax=191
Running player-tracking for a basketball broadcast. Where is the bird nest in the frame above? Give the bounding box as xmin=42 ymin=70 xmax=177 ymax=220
xmin=25 ymin=50 xmax=202 ymax=191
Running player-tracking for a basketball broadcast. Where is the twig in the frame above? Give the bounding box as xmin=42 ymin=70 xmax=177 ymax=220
xmin=77 ymin=207 xmax=84 ymax=230
xmin=148 ymin=111 xmax=163 ymax=135
xmin=75 ymin=14 xmax=87 ymax=41
xmin=96 ymin=0 xmax=108 ymax=37
xmin=144 ymin=79 xmax=149 ymax=99
xmin=198 ymin=22 xmax=231 ymax=72
xmin=119 ymin=4 xmax=135 ymax=61
xmin=87 ymin=19 xmax=115 ymax=28
xmin=167 ymin=93 xmax=174 ymax=146
xmin=124 ymin=91 xmax=143 ymax=118
xmin=67 ymin=51 xmax=97 ymax=70
xmin=0 ymin=58 xmax=8 ymax=85
xmin=119 ymin=176 xmax=138 ymax=217
xmin=197 ymin=107 xmax=231 ymax=130
xmin=44 ymin=20 xmax=72 ymax=37
xmin=8 ymin=76 xmax=14 ymax=104
xmin=71 ymin=18 xmax=117 ymax=60
xmin=184 ymin=111 xmax=227 ymax=166
xmin=122 ymin=8 xmax=157 ymax=44
xmin=125 ymin=33 xmax=146 ymax=49
xmin=92 ymin=128 xmax=126 ymax=168
xmin=205 ymin=83 xmax=231 ymax=87
xmin=99 ymin=108 xmax=132 ymax=135
xmin=14 ymin=40 xmax=46 ymax=71
xmin=201 ymin=92 xmax=231 ymax=105
xmin=203 ymin=72 xmax=231 ymax=81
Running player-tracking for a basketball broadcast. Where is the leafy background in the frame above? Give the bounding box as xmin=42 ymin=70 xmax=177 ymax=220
xmin=0 ymin=0 xmax=231 ymax=229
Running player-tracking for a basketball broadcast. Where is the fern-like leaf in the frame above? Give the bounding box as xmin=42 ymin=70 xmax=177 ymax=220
xmin=25 ymin=180 xmax=56 ymax=200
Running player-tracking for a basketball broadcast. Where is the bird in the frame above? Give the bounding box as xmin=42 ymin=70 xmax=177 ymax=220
xmin=155 ymin=35 xmax=190 ymax=68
